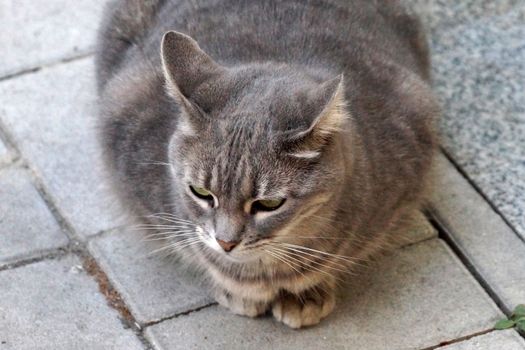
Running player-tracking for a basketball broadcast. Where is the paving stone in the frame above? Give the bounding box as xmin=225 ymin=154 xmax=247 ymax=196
xmin=0 ymin=58 xmax=125 ymax=238
xmin=430 ymin=153 xmax=525 ymax=312
xmin=0 ymin=167 xmax=68 ymax=266
xmin=428 ymin=9 xmax=525 ymax=238
xmin=145 ymin=239 xmax=502 ymax=350
xmin=440 ymin=330 xmax=525 ymax=350
xmin=0 ymin=255 xmax=143 ymax=350
xmin=0 ymin=0 xmax=107 ymax=77
xmin=89 ymin=228 xmax=213 ymax=324
xmin=0 ymin=138 xmax=12 ymax=167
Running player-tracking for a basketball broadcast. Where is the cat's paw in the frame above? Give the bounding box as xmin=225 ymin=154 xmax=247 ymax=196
xmin=215 ymin=291 xmax=269 ymax=318
xmin=272 ymin=288 xmax=335 ymax=328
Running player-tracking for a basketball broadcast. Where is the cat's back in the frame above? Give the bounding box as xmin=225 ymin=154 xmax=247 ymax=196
xmin=96 ymin=0 xmax=428 ymax=89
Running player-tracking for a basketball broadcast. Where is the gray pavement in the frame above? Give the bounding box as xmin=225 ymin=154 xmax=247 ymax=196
xmin=0 ymin=1 xmax=524 ymax=349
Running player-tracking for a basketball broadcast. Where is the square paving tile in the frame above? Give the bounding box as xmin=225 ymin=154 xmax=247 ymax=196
xmin=0 ymin=0 xmax=107 ymax=77
xmin=145 ymin=239 xmax=502 ymax=350
xmin=0 ymin=167 xmax=68 ymax=266
xmin=430 ymin=153 xmax=525 ymax=312
xmin=89 ymin=228 xmax=213 ymax=325
xmin=0 ymin=138 xmax=12 ymax=167
xmin=0 ymin=255 xmax=143 ymax=350
xmin=0 ymin=58 xmax=125 ymax=238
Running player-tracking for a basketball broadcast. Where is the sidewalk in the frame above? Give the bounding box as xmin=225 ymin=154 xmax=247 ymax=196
xmin=0 ymin=1 xmax=524 ymax=349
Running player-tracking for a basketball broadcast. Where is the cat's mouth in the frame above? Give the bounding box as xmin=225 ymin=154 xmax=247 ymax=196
xmin=197 ymin=233 xmax=266 ymax=263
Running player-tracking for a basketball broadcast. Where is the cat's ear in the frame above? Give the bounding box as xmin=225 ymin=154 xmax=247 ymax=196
xmin=161 ymin=31 xmax=224 ymax=133
xmin=161 ymin=31 xmax=225 ymax=135
xmin=288 ymin=75 xmax=349 ymax=159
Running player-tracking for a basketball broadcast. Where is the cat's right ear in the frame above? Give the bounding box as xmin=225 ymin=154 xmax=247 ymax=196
xmin=161 ymin=31 xmax=224 ymax=133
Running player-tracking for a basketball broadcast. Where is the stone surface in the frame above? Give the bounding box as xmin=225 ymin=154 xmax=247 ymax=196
xmin=0 ymin=255 xmax=143 ymax=350
xmin=89 ymin=228 xmax=213 ymax=324
xmin=0 ymin=0 xmax=106 ymax=77
xmin=0 ymin=58 xmax=125 ymax=238
xmin=0 ymin=167 xmax=68 ymax=266
xmin=420 ymin=1 xmax=525 ymax=238
xmin=145 ymin=239 xmax=502 ymax=350
xmin=430 ymin=153 xmax=525 ymax=312
xmin=440 ymin=330 xmax=525 ymax=350
xmin=408 ymin=0 xmax=523 ymax=34
xmin=0 ymin=138 xmax=12 ymax=167
xmin=429 ymin=6 xmax=525 ymax=57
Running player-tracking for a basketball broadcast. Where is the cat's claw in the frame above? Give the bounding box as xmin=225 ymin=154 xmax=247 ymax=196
xmin=272 ymin=289 xmax=335 ymax=328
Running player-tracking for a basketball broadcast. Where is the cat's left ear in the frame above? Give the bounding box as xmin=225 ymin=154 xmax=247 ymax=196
xmin=287 ymin=75 xmax=349 ymax=159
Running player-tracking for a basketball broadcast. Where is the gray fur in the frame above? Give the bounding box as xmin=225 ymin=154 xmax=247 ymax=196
xmin=96 ymin=0 xmax=439 ymax=328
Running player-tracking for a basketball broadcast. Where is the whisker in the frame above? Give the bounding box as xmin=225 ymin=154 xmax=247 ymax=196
xmin=263 ymin=249 xmax=305 ymax=278
xmin=265 ymin=248 xmax=343 ymax=292
xmin=269 ymin=245 xmax=354 ymax=275
xmin=142 ymin=232 xmax=198 ymax=242
xmin=138 ymin=161 xmax=173 ymax=167
xmin=275 ymin=242 xmax=366 ymax=264
xmin=145 ymin=230 xmax=198 ymax=236
xmin=149 ymin=212 xmax=194 ymax=222
xmin=269 ymin=246 xmax=345 ymax=282
xmin=146 ymin=214 xmax=196 ymax=225
xmin=269 ymin=243 xmax=350 ymax=269
xmin=148 ymin=237 xmax=202 ymax=256
xmin=282 ymin=236 xmax=348 ymax=240
xmin=133 ymin=225 xmax=194 ymax=231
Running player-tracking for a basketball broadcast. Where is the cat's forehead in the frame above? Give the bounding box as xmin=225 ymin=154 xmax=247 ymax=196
xmin=218 ymin=67 xmax=318 ymax=116
xmin=189 ymin=139 xmax=290 ymax=200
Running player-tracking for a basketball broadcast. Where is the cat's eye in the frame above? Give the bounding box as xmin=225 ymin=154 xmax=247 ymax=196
xmin=190 ymin=185 xmax=214 ymax=203
xmin=251 ymin=198 xmax=286 ymax=213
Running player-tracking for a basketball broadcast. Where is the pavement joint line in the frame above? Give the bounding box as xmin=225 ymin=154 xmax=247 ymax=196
xmin=0 ymin=115 xmax=153 ymax=349
xmin=439 ymin=147 xmax=525 ymax=244
xmin=0 ymin=117 xmax=20 ymax=156
xmin=142 ymin=302 xmax=218 ymax=328
xmin=0 ymin=50 xmax=95 ymax=83
xmin=427 ymin=213 xmax=511 ymax=316
xmin=0 ymin=237 xmax=155 ymax=349
xmin=0 ymin=116 xmax=83 ymax=241
xmin=22 ymin=161 xmax=84 ymax=242
xmin=80 ymin=253 xmax=156 ymax=350
xmin=398 ymin=229 xmax=437 ymax=249
xmin=21 ymin=183 xmax=154 ymax=348
xmin=86 ymin=223 xmax=134 ymax=242
xmin=418 ymin=328 xmax=496 ymax=350
xmin=0 ymin=247 xmax=71 ymax=273
xmin=0 ymin=116 xmax=82 ymax=242
xmin=0 ymin=155 xmax=22 ymax=171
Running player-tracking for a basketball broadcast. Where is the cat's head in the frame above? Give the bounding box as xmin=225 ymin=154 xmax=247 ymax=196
xmin=161 ymin=31 xmax=350 ymax=262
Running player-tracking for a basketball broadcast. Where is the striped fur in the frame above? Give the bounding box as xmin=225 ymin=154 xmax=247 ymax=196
xmin=96 ymin=0 xmax=438 ymax=328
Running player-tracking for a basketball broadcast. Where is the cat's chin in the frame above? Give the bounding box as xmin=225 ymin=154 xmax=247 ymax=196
xmin=200 ymin=244 xmax=266 ymax=265
xmin=215 ymin=249 xmax=264 ymax=264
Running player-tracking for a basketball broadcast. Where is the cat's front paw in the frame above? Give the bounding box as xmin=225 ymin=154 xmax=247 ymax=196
xmin=215 ymin=290 xmax=269 ymax=318
xmin=272 ymin=288 xmax=335 ymax=328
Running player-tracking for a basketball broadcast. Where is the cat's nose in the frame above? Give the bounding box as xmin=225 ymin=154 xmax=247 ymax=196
xmin=216 ymin=239 xmax=238 ymax=252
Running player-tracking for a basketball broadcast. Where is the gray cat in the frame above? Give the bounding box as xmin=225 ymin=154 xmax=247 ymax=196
xmin=96 ymin=0 xmax=439 ymax=328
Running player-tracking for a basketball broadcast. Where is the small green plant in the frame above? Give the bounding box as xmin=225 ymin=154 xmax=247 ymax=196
xmin=494 ymin=304 xmax=525 ymax=332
